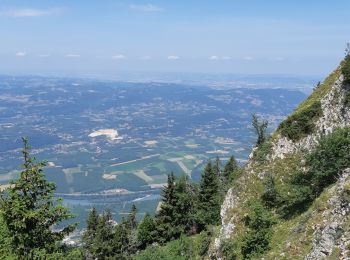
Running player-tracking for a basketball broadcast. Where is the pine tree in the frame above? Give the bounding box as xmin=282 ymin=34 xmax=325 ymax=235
xmin=82 ymin=207 xmax=98 ymax=254
xmin=0 ymin=138 xmax=76 ymax=258
xmin=126 ymin=204 xmax=138 ymax=255
xmin=155 ymin=172 xmax=177 ymax=243
xmin=113 ymin=220 xmax=130 ymax=259
xmin=127 ymin=204 xmax=137 ymax=230
xmin=137 ymin=213 xmax=156 ymax=249
xmin=91 ymin=209 xmax=115 ymax=259
xmin=213 ymin=156 xmax=221 ymax=175
xmin=223 ymin=155 xmax=238 ymax=181
xmin=196 ymin=160 xmax=221 ymax=231
xmin=173 ymin=175 xmax=197 ymax=236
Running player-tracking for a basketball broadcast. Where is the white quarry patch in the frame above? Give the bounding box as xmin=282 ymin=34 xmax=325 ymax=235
xmin=144 ymin=140 xmax=158 ymax=146
xmin=88 ymin=129 xmax=122 ymax=140
xmin=47 ymin=161 xmax=55 ymax=167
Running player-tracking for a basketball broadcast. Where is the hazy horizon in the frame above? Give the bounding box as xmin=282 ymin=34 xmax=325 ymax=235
xmin=1 ymin=0 xmax=350 ymax=76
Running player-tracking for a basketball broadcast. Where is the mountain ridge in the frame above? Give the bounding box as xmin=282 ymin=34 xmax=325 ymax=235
xmin=213 ymin=59 xmax=350 ymax=259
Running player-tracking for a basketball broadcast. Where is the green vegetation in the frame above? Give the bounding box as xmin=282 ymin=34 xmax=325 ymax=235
xmin=82 ymin=206 xmax=139 ymax=259
xmin=278 ymin=101 xmax=322 ymax=141
xmin=261 ymin=128 xmax=350 ymax=218
xmin=261 ymin=173 xmax=278 ymax=208
xmin=0 ymin=138 xmax=77 ymax=259
xmin=224 ymin=126 xmax=350 ymax=259
xmin=344 ymin=91 xmax=350 ymax=107
xmin=253 ymin=141 xmax=272 ymax=163
xmin=241 ymin=201 xmax=276 ymax=259
xmin=342 ymin=44 xmax=350 ymax=83
xmin=135 ymin=234 xmax=196 ymax=260
xmin=196 ymin=161 xmax=221 ymax=231
xmin=0 ymin=142 xmax=240 ymax=259
xmin=79 ymin=157 xmax=239 ymax=259
xmin=252 ymin=114 xmax=268 ymax=146
xmin=137 ymin=213 xmax=157 ymax=249
xmin=220 ymin=239 xmax=238 ymax=260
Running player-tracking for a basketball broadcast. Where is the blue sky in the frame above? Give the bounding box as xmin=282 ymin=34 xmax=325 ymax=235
xmin=0 ymin=0 xmax=349 ymax=76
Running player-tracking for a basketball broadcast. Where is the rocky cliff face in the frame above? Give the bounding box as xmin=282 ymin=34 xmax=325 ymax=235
xmin=305 ymin=169 xmax=350 ymax=259
xmin=212 ymin=64 xmax=350 ymax=259
xmin=272 ymin=74 xmax=350 ymax=160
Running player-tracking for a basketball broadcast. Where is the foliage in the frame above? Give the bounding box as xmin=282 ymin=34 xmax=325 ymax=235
xmin=134 ymin=235 xmax=194 ymax=260
xmin=341 ymin=183 xmax=350 ymax=205
xmin=172 ymin=175 xmax=197 ymax=236
xmin=307 ymin=127 xmax=350 ymax=194
xmin=213 ymin=156 xmax=222 ymax=175
xmin=261 ymin=173 xmax=279 ymax=208
xmin=31 ymin=247 xmax=83 ymax=260
xmin=0 ymin=214 xmax=14 ymax=258
xmin=82 ymin=207 xmax=98 ymax=254
xmin=198 ymin=230 xmax=212 ymax=257
xmin=220 ymin=239 xmax=238 ymax=260
xmin=252 ymin=114 xmax=269 ymax=146
xmin=344 ymin=90 xmax=350 ymax=107
xmin=137 ymin=213 xmax=157 ymax=249
xmin=278 ymin=127 xmax=350 ymax=218
xmin=342 ymin=46 xmax=350 ymax=83
xmin=278 ymin=101 xmax=322 ymax=141
xmin=241 ymin=201 xmax=276 ymax=259
xmin=196 ymin=161 xmax=221 ymax=231
xmin=146 ymin=173 xmax=198 ymax=245
xmin=0 ymin=138 xmax=76 ymax=258
xmin=223 ymin=155 xmax=239 ymax=182
xmin=253 ymin=141 xmax=272 ymax=163
xmin=89 ymin=209 xmax=116 ymax=258
xmin=82 ymin=207 xmax=137 ymax=259
xmin=155 ymin=172 xmax=178 ymax=243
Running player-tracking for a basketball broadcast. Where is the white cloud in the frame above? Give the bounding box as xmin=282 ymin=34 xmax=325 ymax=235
xmin=65 ymin=54 xmax=80 ymax=58
xmin=15 ymin=52 xmax=26 ymax=57
xmin=167 ymin=55 xmax=179 ymax=60
xmin=0 ymin=8 xmax=61 ymax=17
xmin=209 ymin=55 xmax=232 ymax=60
xmin=243 ymin=56 xmax=253 ymax=61
xmin=129 ymin=4 xmax=163 ymax=12
xmin=112 ymin=54 xmax=125 ymax=60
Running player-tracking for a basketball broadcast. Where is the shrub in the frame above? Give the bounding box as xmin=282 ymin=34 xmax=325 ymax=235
xmin=344 ymin=91 xmax=350 ymax=107
xmin=198 ymin=230 xmax=212 ymax=257
xmin=253 ymin=141 xmax=272 ymax=163
xmin=135 ymin=236 xmax=193 ymax=260
xmin=277 ymin=181 xmax=313 ymax=219
xmin=342 ymin=55 xmax=350 ymax=83
xmin=307 ymin=127 xmax=350 ymax=194
xmin=278 ymin=101 xmax=322 ymax=141
xmin=341 ymin=183 xmax=350 ymax=205
xmin=261 ymin=173 xmax=279 ymax=208
xmin=241 ymin=201 xmax=276 ymax=259
xmin=278 ymin=128 xmax=350 ymax=218
xmin=220 ymin=239 xmax=238 ymax=260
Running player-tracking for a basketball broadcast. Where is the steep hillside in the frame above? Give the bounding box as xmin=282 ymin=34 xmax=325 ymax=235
xmin=213 ymin=59 xmax=350 ymax=259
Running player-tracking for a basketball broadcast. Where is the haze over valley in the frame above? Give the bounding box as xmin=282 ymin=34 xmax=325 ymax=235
xmin=0 ymin=75 xmax=307 ymax=225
